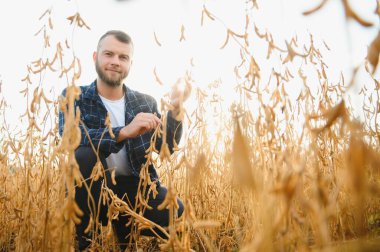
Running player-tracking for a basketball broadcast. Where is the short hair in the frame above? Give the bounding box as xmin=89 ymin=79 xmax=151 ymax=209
xmin=97 ymin=30 xmax=133 ymax=51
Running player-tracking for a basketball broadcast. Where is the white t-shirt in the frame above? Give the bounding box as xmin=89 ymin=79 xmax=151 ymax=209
xmin=99 ymin=94 xmax=132 ymax=176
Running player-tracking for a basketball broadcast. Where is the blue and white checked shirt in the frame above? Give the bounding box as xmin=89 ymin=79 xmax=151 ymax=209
xmin=59 ymin=81 xmax=183 ymax=182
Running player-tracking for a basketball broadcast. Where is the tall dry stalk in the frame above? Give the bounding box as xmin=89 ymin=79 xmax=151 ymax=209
xmin=1 ymin=1 xmax=380 ymax=251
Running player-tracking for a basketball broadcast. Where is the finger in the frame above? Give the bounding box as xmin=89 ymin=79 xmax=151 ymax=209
xmin=137 ymin=112 xmax=146 ymax=118
xmin=140 ymin=112 xmax=153 ymax=120
xmin=144 ymin=117 xmax=157 ymax=130
xmin=153 ymin=116 xmax=161 ymax=125
xmin=154 ymin=118 xmax=161 ymax=129
xmin=137 ymin=113 xmax=151 ymax=123
xmin=137 ymin=113 xmax=161 ymax=129
xmin=142 ymin=121 xmax=151 ymax=132
xmin=148 ymin=118 xmax=155 ymax=130
xmin=145 ymin=113 xmax=161 ymax=125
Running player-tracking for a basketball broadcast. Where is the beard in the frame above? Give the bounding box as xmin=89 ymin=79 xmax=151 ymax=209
xmin=95 ymin=60 xmax=128 ymax=88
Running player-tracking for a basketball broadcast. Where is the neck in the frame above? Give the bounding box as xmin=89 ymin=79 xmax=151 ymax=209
xmin=96 ymin=78 xmax=124 ymax=100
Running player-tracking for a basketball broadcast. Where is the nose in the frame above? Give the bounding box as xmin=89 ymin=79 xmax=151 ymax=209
xmin=110 ymin=55 xmax=120 ymax=66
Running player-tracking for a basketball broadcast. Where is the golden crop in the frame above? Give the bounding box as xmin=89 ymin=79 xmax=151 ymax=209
xmin=0 ymin=1 xmax=379 ymax=251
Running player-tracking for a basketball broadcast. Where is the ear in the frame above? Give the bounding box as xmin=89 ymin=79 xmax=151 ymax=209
xmin=92 ymin=51 xmax=97 ymax=62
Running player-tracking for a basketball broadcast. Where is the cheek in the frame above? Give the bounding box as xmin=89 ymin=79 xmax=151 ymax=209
xmin=123 ymin=63 xmax=131 ymax=71
xmin=96 ymin=59 xmax=105 ymax=68
xmin=99 ymin=56 xmax=111 ymax=65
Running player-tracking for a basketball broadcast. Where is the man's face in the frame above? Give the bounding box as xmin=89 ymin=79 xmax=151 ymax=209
xmin=94 ymin=35 xmax=133 ymax=87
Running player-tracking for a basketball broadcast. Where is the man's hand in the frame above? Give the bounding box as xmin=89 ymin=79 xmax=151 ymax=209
xmin=169 ymin=78 xmax=192 ymax=118
xmin=117 ymin=113 xmax=161 ymax=142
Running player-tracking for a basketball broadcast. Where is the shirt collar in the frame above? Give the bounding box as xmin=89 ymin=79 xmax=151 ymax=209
xmin=82 ymin=80 xmax=139 ymax=107
xmin=81 ymin=80 xmax=98 ymax=100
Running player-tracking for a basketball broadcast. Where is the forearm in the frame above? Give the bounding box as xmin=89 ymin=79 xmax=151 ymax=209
xmin=117 ymin=126 xmax=131 ymax=143
xmin=79 ymin=125 xmax=124 ymax=153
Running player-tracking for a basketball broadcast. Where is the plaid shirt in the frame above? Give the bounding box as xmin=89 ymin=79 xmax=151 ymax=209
xmin=59 ymin=81 xmax=183 ymax=182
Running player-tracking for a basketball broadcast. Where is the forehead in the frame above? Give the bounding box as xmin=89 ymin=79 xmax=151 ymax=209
xmin=98 ymin=35 xmax=133 ymax=55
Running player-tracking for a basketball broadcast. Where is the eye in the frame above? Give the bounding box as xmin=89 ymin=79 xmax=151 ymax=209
xmin=120 ymin=55 xmax=129 ymax=61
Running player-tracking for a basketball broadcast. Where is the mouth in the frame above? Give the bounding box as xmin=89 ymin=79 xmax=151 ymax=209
xmin=106 ymin=68 xmax=120 ymax=73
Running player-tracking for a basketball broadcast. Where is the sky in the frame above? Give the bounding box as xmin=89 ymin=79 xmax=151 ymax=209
xmin=0 ymin=0 xmax=378 ymax=131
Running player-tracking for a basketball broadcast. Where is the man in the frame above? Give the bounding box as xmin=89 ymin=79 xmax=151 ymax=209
xmin=59 ymin=30 xmax=190 ymax=250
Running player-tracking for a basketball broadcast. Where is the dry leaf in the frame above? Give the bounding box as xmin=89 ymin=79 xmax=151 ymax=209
xmin=67 ymin=13 xmax=90 ymax=30
xmin=232 ymin=120 xmax=255 ymax=189
xmin=48 ymin=17 xmax=53 ymax=29
xmin=367 ymin=31 xmax=380 ymax=74
xmin=111 ymin=169 xmax=117 ymax=185
xmin=38 ymin=8 xmax=52 ymax=20
xmin=220 ymin=29 xmax=231 ymax=49
xmin=342 ymin=0 xmax=373 ymax=27
xmin=153 ymin=31 xmax=162 ymax=47
xmin=303 ymin=0 xmax=330 ymax=16
xmin=193 ymin=220 xmax=221 ymax=229
xmin=105 ymin=112 xmax=115 ymax=139
xmin=201 ymin=5 xmax=215 ymax=26
xmin=180 ymin=24 xmax=186 ymax=42
xmin=153 ymin=67 xmax=164 ymax=86
xmin=310 ymin=101 xmax=347 ymax=134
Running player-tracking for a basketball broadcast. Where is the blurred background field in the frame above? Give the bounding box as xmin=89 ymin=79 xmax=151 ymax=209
xmin=1 ymin=0 xmax=380 ymax=251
